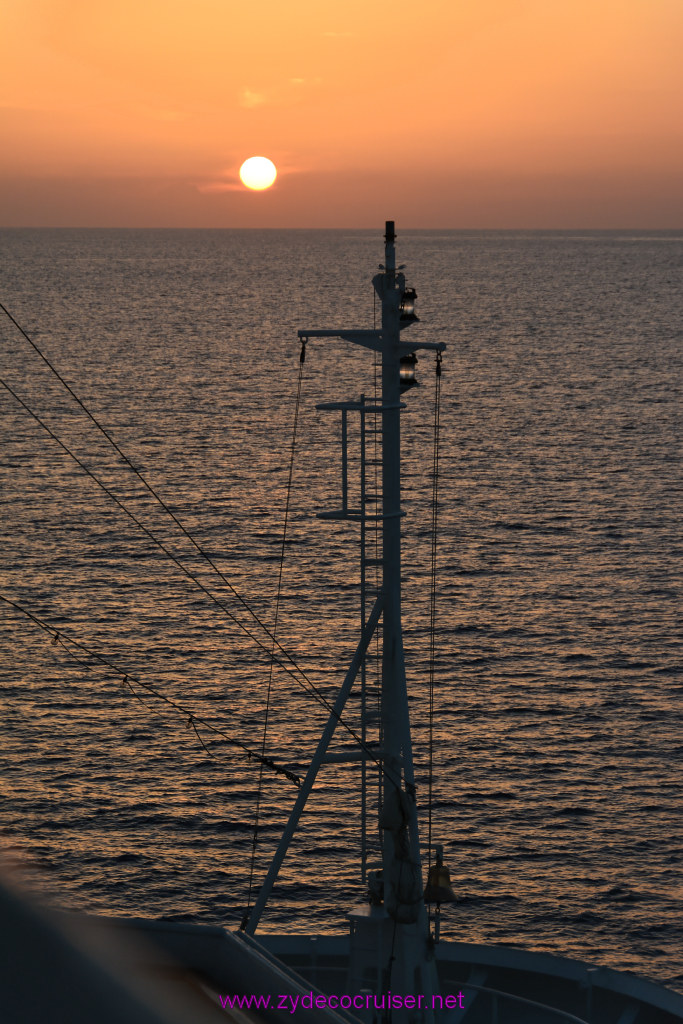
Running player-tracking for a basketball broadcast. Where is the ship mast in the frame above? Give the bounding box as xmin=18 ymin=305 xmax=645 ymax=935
xmin=244 ymin=222 xmax=445 ymax=1022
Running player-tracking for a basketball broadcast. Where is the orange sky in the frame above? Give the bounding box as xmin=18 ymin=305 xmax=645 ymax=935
xmin=1 ymin=0 xmax=682 ymax=227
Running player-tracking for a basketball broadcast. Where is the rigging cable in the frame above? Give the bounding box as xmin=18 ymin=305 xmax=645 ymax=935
xmin=427 ymin=350 xmax=442 ymax=887
xmin=0 ymin=373 xmax=393 ymax=783
xmin=0 ymin=300 xmax=312 ymax=692
xmin=0 ymin=302 xmax=396 ymax=771
xmin=244 ymin=338 xmax=306 ymax=924
xmin=0 ymin=593 xmax=300 ymax=786
xmin=0 ymin=373 xmax=317 ymax=701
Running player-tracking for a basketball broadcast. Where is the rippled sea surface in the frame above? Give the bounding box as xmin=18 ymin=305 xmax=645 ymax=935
xmin=1 ymin=229 xmax=681 ymax=992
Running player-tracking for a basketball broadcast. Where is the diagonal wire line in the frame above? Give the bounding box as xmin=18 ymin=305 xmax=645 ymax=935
xmin=246 ymin=339 xmax=305 ymax=914
xmin=0 ymin=374 xmax=387 ymax=769
xmin=0 ymin=299 xmax=312 ymax=689
xmin=0 ymin=592 xmax=301 ymax=786
xmin=427 ymin=349 xmax=442 ymax=882
xmin=0 ymin=302 xmax=406 ymax=785
xmin=0 ymin=373 xmax=317 ymax=697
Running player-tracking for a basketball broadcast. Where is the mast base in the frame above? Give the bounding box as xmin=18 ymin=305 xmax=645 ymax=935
xmin=347 ymin=905 xmax=437 ymax=1023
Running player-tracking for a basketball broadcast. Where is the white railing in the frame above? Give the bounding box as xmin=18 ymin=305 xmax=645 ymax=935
xmin=457 ymin=981 xmax=591 ymax=1023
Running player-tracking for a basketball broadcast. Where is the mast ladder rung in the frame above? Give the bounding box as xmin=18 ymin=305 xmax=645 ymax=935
xmin=318 ymin=510 xmax=404 ymax=522
xmin=323 ymin=746 xmax=383 ymax=765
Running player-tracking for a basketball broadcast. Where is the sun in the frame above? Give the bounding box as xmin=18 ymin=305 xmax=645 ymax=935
xmin=239 ymin=156 xmax=277 ymax=191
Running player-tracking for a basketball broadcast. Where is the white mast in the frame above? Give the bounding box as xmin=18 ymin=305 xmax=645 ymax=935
xmin=244 ymin=222 xmax=446 ymax=1023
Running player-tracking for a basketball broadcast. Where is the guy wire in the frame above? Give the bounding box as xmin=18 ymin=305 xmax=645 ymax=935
xmin=0 ymin=592 xmax=300 ymax=786
xmin=0 ymin=372 xmax=393 ymax=782
xmin=427 ymin=350 xmax=442 ymax=878
xmin=0 ymin=300 xmax=310 ymax=691
xmin=245 ymin=338 xmax=305 ymax=920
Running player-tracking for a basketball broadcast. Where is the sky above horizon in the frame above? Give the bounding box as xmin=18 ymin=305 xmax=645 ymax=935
xmin=1 ymin=0 xmax=682 ymax=228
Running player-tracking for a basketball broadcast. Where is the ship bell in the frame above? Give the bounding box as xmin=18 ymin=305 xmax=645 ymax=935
xmin=424 ymin=844 xmax=456 ymax=904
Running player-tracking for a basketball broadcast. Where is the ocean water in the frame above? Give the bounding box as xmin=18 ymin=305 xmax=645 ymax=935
xmin=0 ymin=228 xmax=681 ymax=993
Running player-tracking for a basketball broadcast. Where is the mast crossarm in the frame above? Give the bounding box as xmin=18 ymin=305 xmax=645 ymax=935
xmin=317 ymin=509 xmax=405 ymax=522
xmin=298 ymin=329 xmax=384 ymax=353
xmin=297 ymin=331 xmax=446 ymax=358
xmin=316 ymin=401 xmax=405 ymax=412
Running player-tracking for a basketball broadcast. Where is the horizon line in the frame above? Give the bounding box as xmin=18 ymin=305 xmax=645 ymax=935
xmin=2 ymin=225 xmax=682 ymax=232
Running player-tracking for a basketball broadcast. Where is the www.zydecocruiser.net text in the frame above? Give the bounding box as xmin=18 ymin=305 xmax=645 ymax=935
xmin=218 ymin=991 xmax=466 ymax=1014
